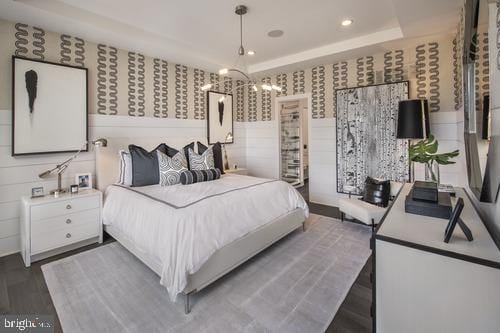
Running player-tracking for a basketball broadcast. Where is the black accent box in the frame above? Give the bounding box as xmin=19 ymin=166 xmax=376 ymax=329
xmin=405 ymin=190 xmax=452 ymax=219
xmin=412 ymin=181 xmax=438 ymax=202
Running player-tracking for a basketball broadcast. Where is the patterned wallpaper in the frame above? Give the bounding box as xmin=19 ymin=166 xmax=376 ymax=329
xmin=0 ymin=18 xmax=489 ymax=122
xmin=243 ymin=35 xmax=467 ymax=121
xmin=0 ymin=19 xmax=245 ymax=121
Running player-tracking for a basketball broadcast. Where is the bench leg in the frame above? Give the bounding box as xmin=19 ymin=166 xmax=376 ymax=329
xmin=302 ymin=222 xmax=306 ymax=232
xmin=341 ymin=212 xmax=344 ymax=222
xmin=371 ymin=218 xmax=375 ymax=233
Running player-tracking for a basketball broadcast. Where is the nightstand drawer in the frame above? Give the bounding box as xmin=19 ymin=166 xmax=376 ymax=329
xmin=31 ymin=209 xmax=100 ymax=235
xmin=31 ymin=195 xmax=100 ymax=220
xmin=31 ymin=222 xmax=100 ymax=254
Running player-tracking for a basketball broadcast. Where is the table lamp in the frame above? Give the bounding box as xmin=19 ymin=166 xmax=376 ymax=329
xmin=397 ymin=99 xmax=430 ymax=182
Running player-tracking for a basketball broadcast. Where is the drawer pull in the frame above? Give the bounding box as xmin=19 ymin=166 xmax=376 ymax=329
xmin=66 ymin=233 xmax=71 ymax=238
xmin=66 ymin=204 xmax=72 ymax=210
xmin=66 ymin=219 xmax=72 ymax=224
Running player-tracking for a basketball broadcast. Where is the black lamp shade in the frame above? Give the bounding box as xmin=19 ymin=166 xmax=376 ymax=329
xmin=396 ymin=99 xmax=430 ymax=139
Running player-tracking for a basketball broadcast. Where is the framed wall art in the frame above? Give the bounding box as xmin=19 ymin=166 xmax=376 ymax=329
xmin=336 ymin=81 xmax=410 ymax=195
xmin=12 ymin=56 xmax=88 ymax=156
xmin=207 ymin=91 xmax=233 ymax=145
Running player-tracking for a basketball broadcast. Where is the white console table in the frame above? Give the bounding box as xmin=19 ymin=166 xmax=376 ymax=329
xmin=373 ymin=184 xmax=500 ymax=333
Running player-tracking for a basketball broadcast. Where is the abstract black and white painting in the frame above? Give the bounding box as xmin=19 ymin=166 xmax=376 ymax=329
xmin=12 ymin=56 xmax=88 ymax=156
xmin=336 ymin=81 xmax=409 ymax=195
xmin=207 ymin=91 xmax=233 ymax=144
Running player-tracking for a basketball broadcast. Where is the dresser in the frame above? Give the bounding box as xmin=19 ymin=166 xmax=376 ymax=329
xmin=21 ymin=190 xmax=103 ymax=266
xmin=373 ymin=184 xmax=500 ymax=333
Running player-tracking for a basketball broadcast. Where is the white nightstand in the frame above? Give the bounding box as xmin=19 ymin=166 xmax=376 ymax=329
xmin=224 ymin=168 xmax=248 ymax=175
xmin=21 ymin=189 xmax=103 ymax=267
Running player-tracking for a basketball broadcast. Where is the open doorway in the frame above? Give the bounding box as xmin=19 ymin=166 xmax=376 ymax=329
xmin=276 ymin=94 xmax=310 ymax=201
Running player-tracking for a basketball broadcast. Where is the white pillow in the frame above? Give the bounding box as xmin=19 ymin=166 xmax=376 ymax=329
xmin=118 ymin=150 xmax=132 ymax=186
xmin=157 ymin=150 xmax=188 ymax=186
xmin=188 ymin=147 xmax=214 ymax=171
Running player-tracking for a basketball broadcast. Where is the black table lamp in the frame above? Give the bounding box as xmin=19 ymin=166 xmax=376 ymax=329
xmin=397 ymin=99 xmax=430 ymax=139
xmin=397 ymin=99 xmax=430 ymax=182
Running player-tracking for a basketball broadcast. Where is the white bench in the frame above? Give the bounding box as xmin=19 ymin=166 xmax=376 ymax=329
xmin=338 ymin=181 xmax=403 ymax=232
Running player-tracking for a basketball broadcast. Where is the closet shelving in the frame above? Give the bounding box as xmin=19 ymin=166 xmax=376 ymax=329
xmin=279 ymin=105 xmax=304 ymax=187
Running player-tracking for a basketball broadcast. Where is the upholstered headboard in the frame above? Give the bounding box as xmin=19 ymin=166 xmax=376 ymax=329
xmin=95 ymin=137 xmax=207 ymax=191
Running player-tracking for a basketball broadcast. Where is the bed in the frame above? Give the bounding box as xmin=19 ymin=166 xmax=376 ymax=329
xmin=95 ymin=138 xmax=308 ymax=313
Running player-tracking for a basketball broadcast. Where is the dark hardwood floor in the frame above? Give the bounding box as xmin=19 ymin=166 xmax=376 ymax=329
xmin=0 ymin=181 xmax=372 ymax=332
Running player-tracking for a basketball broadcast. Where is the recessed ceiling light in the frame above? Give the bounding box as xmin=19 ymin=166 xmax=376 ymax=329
xmin=247 ymin=50 xmax=256 ymax=55
xmin=268 ymin=29 xmax=284 ymax=38
xmin=341 ymin=19 xmax=353 ymax=26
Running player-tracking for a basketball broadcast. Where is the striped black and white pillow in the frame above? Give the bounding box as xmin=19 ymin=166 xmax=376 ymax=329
xmin=118 ymin=150 xmax=133 ymax=186
xmin=180 ymin=169 xmax=221 ymax=185
xmin=157 ymin=150 xmax=188 ymax=186
xmin=188 ymin=147 xmax=215 ymax=171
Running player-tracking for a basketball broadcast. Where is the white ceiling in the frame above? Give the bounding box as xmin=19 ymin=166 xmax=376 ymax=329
xmin=0 ymin=0 xmax=464 ymax=74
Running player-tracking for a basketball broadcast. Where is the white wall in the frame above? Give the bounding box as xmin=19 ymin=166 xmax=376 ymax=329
xmin=0 ymin=110 xmax=246 ymax=257
xmin=244 ymin=120 xmax=279 ymax=180
xmin=414 ymin=111 xmax=467 ymax=187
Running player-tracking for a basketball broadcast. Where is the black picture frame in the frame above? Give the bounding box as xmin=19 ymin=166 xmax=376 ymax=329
xmin=12 ymin=55 xmax=89 ymax=156
xmin=206 ymin=90 xmax=234 ymax=145
xmin=444 ymin=198 xmax=473 ymax=243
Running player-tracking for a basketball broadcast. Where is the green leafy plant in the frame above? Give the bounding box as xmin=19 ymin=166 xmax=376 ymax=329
xmin=409 ymin=134 xmax=459 ymax=182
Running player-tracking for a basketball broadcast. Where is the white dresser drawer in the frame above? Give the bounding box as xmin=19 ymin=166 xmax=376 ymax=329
xmin=31 ymin=209 xmax=100 ymax=235
xmin=31 ymin=222 xmax=99 ymax=254
xmin=31 ymin=195 xmax=100 ymax=220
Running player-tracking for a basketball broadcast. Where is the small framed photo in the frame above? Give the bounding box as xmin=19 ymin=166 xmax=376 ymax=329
xmin=444 ymin=198 xmax=473 ymax=243
xmin=70 ymin=184 xmax=79 ymax=194
xmin=75 ymin=173 xmax=92 ymax=190
xmin=31 ymin=186 xmax=44 ymax=198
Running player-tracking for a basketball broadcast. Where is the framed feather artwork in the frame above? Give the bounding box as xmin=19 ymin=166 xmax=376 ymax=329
xmin=207 ymin=91 xmax=233 ymax=145
xmin=12 ymin=56 xmax=88 ymax=156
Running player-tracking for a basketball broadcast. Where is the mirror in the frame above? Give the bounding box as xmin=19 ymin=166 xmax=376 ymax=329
xmin=463 ymin=0 xmax=497 ymax=203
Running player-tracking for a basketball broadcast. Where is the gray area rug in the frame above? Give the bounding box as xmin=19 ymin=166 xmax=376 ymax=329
xmin=42 ymin=214 xmax=371 ymax=333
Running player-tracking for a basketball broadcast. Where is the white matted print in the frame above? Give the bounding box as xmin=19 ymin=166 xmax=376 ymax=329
xmin=75 ymin=173 xmax=92 ymax=190
xmin=207 ymin=91 xmax=233 ymax=144
xmin=12 ymin=57 xmax=87 ymax=155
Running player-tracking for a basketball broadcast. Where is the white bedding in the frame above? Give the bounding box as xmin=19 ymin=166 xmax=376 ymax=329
xmin=102 ymin=174 xmax=308 ymax=300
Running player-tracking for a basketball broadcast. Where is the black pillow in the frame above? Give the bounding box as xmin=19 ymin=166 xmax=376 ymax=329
xmin=129 ymin=143 xmax=167 ymax=187
xmin=362 ymin=177 xmax=390 ymax=207
xmin=197 ymin=142 xmax=224 ymax=174
xmin=180 ymin=168 xmax=221 ymax=185
xmin=166 ymin=142 xmax=194 ymax=169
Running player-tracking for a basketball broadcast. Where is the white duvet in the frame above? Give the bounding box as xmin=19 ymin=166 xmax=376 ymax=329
xmin=102 ymin=174 xmax=308 ymax=300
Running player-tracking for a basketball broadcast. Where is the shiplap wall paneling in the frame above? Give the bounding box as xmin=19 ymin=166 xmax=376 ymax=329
xmin=245 ymin=121 xmax=279 ymax=179
xmin=309 ymin=118 xmax=345 ymax=206
xmin=413 ymin=112 xmax=466 ymax=187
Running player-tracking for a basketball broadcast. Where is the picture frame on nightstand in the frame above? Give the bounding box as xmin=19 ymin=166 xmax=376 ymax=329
xmin=76 ymin=173 xmax=92 ymax=190
xmin=31 ymin=186 xmax=44 ymax=198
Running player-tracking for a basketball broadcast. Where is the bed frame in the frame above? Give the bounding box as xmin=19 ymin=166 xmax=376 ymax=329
xmin=95 ymin=138 xmax=306 ymax=313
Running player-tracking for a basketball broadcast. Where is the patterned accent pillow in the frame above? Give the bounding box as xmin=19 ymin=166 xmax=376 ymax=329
xmin=188 ymin=147 xmax=215 ymax=171
xmin=157 ymin=150 xmax=188 ymax=186
xmin=118 ymin=150 xmax=132 ymax=186
xmin=180 ymin=169 xmax=221 ymax=185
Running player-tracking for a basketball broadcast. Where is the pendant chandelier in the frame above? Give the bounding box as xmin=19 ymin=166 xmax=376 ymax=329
xmin=201 ymin=5 xmax=282 ymax=93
